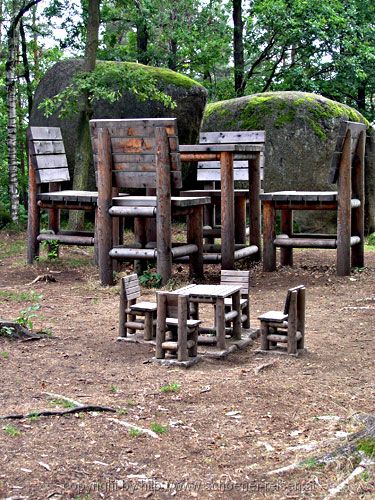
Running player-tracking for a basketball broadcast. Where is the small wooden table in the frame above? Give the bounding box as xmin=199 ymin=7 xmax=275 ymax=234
xmin=173 ymin=283 xmax=242 ymax=349
xmin=180 ymin=143 xmax=264 ymax=268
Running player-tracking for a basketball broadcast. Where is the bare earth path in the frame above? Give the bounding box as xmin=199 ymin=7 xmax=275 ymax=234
xmin=0 ymin=232 xmax=374 ymax=499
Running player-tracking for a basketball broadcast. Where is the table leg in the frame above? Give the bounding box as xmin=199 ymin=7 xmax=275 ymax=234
xmin=220 ymin=152 xmax=235 ymax=269
xmin=262 ymin=200 xmax=276 ymax=272
xmin=232 ymin=290 xmax=242 ymax=340
xmin=249 ymin=155 xmax=261 ymax=261
xmin=280 ymin=209 xmax=293 ymax=266
xmin=187 ymin=206 xmax=203 ymax=280
xmin=235 ymin=196 xmax=247 ymax=244
xmin=215 ymin=297 xmax=226 ymax=350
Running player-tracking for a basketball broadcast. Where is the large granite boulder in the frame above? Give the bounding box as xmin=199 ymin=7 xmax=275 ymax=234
xmin=202 ymin=91 xmax=374 ymax=232
xmin=30 ymin=59 xmax=207 ymax=187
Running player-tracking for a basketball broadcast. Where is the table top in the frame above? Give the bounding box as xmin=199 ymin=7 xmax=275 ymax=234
xmin=181 ymin=189 xmax=249 ymax=198
xmin=112 ymin=195 xmax=211 ymax=207
xmin=173 ymin=284 xmax=241 ymax=299
xmin=37 ymin=191 xmax=130 ymax=203
xmin=180 ymin=144 xmax=264 ymax=153
xmin=260 ymin=191 xmax=338 ymax=202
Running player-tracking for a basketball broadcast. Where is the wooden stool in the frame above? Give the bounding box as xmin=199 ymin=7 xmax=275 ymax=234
xmin=119 ymin=274 xmax=157 ymax=340
xmin=258 ymin=285 xmax=306 ymax=355
xmin=156 ymin=292 xmax=201 ymax=361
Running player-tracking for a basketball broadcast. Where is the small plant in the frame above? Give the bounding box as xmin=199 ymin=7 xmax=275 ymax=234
xmin=150 ymin=422 xmax=168 ymax=434
xmin=16 ymin=303 xmax=41 ymax=330
xmin=117 ymin=408 xmax=128 ymax=416
xmin=50 ymin=398 xmax=76 ymax=409
xmin=0 ymin=326 xmax=14 ymax=338
xmin=126 ymin=399 xmax=137 ymax=407
xmin=360 ymin=470 xmax=370 ymax=482
xmin=28 ymin=411 xmax=40 ymax=421
xmin=139 ymin=267 xmax=162 ymax=289
xmin=0 ymin=290 xmax=43 ymax=303
xmin=3 ymin=424 xmax=21 ymax=437
xmin=160 ymin=382 xmax=181 ymax=393
xmin=128 ymin=428 xmax=142 ymax=438
xmin=42 ymin=239 xmax=59 ymax=260
xmin=357 ymin=438 xmax=375 ymax=458
xmin=300 ymin=457 xmax=324 ymax=469
xmin=1 ymin=351 xmax=9 ymax=359
xmin=110 ymin=384 xmax=119 ymax=394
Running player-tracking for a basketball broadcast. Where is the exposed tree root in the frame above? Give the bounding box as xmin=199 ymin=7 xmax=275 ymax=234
xmin=0 ymin=405 xmax=116 ymax=420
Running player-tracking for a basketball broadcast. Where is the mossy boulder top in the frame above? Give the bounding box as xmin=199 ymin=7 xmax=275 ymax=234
xmin=30 ymin=59 xmax=207 ymax=185
xmin=203 ymin=91 xmax=374 ymax=231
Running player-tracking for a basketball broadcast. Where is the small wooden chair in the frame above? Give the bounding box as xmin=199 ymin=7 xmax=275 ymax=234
xmin=220 ymin=270 xmax=250 ymax=330
xmin=119 ymin=274 xmax=157 ymax=340
xmin=156 ymin=292 xmax=201 ymax=361
xmin=258 ymin=285 xmax=306 ymax=355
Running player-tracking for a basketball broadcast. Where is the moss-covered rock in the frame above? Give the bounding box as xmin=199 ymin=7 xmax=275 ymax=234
xmin=203 ymin=91 xmax=374 ymax=232
xmin=30 ymin=59 xmax=207 ymax=187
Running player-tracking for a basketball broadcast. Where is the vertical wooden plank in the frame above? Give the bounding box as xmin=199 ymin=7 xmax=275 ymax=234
xmin=145 ymin=187 xmax=157 ymax=243
xmin=249 ymin=155 xmax=261 ymax=261
xmin=111 ymin=187 xmax=120 ymax=272
xmin=27 ymin=154 xmax=40 ymax=263
xmin=177 ymin=295 xmax=188 ymax=361
xmin=118 ymin=278 xmax=126 ymax=337
xmin=187 ymin=206 xmax=203 ymax=280
xmin=94 ymin=207 xmax=99 ymax=265
xmin=337 ymin=129 xmax=352 ymax=276
xmin=155 ymin=127 xmax=172 ymax=285
xmin=134 ymin=217 xmax=147 ymax=275
xmin=297 ymin=286 xmax=306 ymax=350
xmin=262 ymin=200 xmax=276 ymax=271
xmin=203 ymin=181 xmax=215 ymax=244
xmin=280 ymin=209 xmax=293 ymax=266
xmin=48 ymin=181 xmax=60 ymax=258
xmin=215 ymin=297 xmax=226 ymax=350
xmin=220 ymin=151 xmax=235 ymax=269
xmin=232 ymin=290 xmax=242 ymax=340
xmin=156 ymin=293 xmax=167 ymax=358
xmin=351 ymin=130 xmax=365 ymax=269
xmin=144 ymin=312 xmax=153 ymax=341
xmin=234 ymin=196 xmax=247 ymax=244
xmin=97 ymin=128 xmax=114 ymax=285
xmin=287 ymin=291 xmax=297 ymax=354
xmin=260 ymin=322 xmax=269 ymax=350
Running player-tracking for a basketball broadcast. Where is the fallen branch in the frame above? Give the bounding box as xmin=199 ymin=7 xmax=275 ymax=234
xmin=254 ymin=359 xmax=277 ymax=375
xmin=0 ymin=320 xmax=44 ymax=341
xmin=108 ymin=418 xmax=159 ymax=439
xmin=0 ymin=405 xmax=116 ymax=420
xmin=27 ymin=274 xmax=57 ymax=285
xmin=324 ymin=457 xmax=374 ymax=500
xmin=44 ymin=392 xmax=84 ymax=407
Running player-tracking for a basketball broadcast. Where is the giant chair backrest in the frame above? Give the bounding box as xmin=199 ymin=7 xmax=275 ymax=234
xmin=197 ymin=130 xmax=265 ymax=183
xmin=220 ymin=270 xmax=250 ymax=298
xmin=329 ymin=121 xmax=367 ymax=184
xmin=90 ymin=118 xmax=182 ymax=190
xmin=28 ymin=127 xmax=70 ymax=185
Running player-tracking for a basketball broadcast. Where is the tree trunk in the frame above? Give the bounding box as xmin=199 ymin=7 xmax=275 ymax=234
xmin=233 ymin=0 xmax=244 ymax=97
xmin=357 ymin=82 xmax=366 ymax=114
xmin=6 ymin=0 xmax=42 ymax=223
xmin=69 ymin=0 xmax=100 ymax=231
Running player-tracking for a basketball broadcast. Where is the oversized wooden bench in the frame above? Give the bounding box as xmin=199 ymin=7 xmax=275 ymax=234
xmin=260 ymin=121 xmax=366 ymax=276
xmin=27 ymin=126 xmax=98 ymax=263
xmin=258 ymin=285 xmax=306 ymax=355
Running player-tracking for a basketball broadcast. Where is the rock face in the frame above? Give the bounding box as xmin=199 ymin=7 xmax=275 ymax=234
xmin=30 ymin=59 xmax=207 ymax=187
xmin=202 ymin=91 xmax=374 ymax=232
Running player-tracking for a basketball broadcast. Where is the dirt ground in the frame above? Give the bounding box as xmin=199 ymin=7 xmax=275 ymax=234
xmin=0 ymin=231 xmax=374 ymax=499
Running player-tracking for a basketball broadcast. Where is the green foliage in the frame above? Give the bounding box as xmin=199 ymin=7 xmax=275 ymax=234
xmin=42 ymin=240 xmax=59 ymax=260
xmin=357 ymin=438 xmax=375 ymax=458
xmin=110 ymin=384 xmax=118 ymax=394
xmin=150 ymin=422 xmax=168 ymax=434
xmin=50 ymin=398 xmax=76 ymax=409
xmin=16 ymin=303 xmax=41 ymax=330
xmin=3 ymin=424 xmax=21 ymax=437
xmin=0 ymin=326 xmax=15 ymax=338
xmin=139 ymin=268 xmax=162 ymax=289
xmin=128 ymin=428 xmax=142 ymax=438
xmin=38 ymin=62 xmax=177 ymax=119
xmin=300 ymin=457 xmax=324 ymax=469
xmin=160 ymin=382 xmax=181 ymax=393
xmin=1 ymin=351 xmax=9 ymax=359
xmin=0 ymin=290 xmax=43 ymax=303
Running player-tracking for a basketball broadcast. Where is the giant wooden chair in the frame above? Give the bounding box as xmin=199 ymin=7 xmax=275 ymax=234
xmin=260 ymin=121 xmax=366 ymax=276
xmin=27 ymin=127 xmax=97 ymax=263
xmin=90 ymin=118 xmax=207 ymax=286
xmin=155 ymin=291 xmax=201 ymax=362
xmin=258 ymin=285 xmax=306 ymax=355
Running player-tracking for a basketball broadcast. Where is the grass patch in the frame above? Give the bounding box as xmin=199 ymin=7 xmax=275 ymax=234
xmin=300 ymin=457 xmax=325 ymax=469
xmin=128 ymin=428 xmax=142 ymax=438
xmin=357 ymin=438 xmax=375 ymax=458
xmin=1 ymin=351 xmax=9 ymax=359
xmin=50 ymin=398 xmax=76 ymax=409
xmin=150 ymin=422 xmax=168 ymax=435
xmin=0 ymin=238 xmax=25 ymax=259
xmin=0 ymin=290 xmax=43 ymax=303
xmin=160 ymin=382 xmax=181 ymax=393
xmin=3 ymin=424 xmax=21 ymax=437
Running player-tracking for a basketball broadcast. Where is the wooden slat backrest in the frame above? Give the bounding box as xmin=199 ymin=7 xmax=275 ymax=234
xmin=197 ymin=130 xmax=265 ymax=182
xmin=329 ymin=121 xmax=367 ymax=183
xmin=90 ymin=118 xmax=182 ymax=189
xmin=28 ymin=126 xmax=70 ymax=184
xmin=283 ymin=285 xmax=305 ymax=315
xmin=158 ymin=292 xmax=180 ymax=318
xmin=122 ymin=274 xmax=141 ymax=301
xmin=220 ymin=270 xmax=250 ymax=296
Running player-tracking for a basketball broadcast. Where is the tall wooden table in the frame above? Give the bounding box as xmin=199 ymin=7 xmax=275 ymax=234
xmin=173 ymin=283 xmax=242 ymax=350
xmin=179 ymin=143 xmax=264 ymax=269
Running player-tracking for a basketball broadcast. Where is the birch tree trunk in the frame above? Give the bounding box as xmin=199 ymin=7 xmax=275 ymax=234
xmin=5 ymin=0 xmax=42 ymax=223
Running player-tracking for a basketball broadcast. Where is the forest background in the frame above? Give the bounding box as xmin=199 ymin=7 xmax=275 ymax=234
xmin=0 ymin=0 xmax=374 ymax=225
